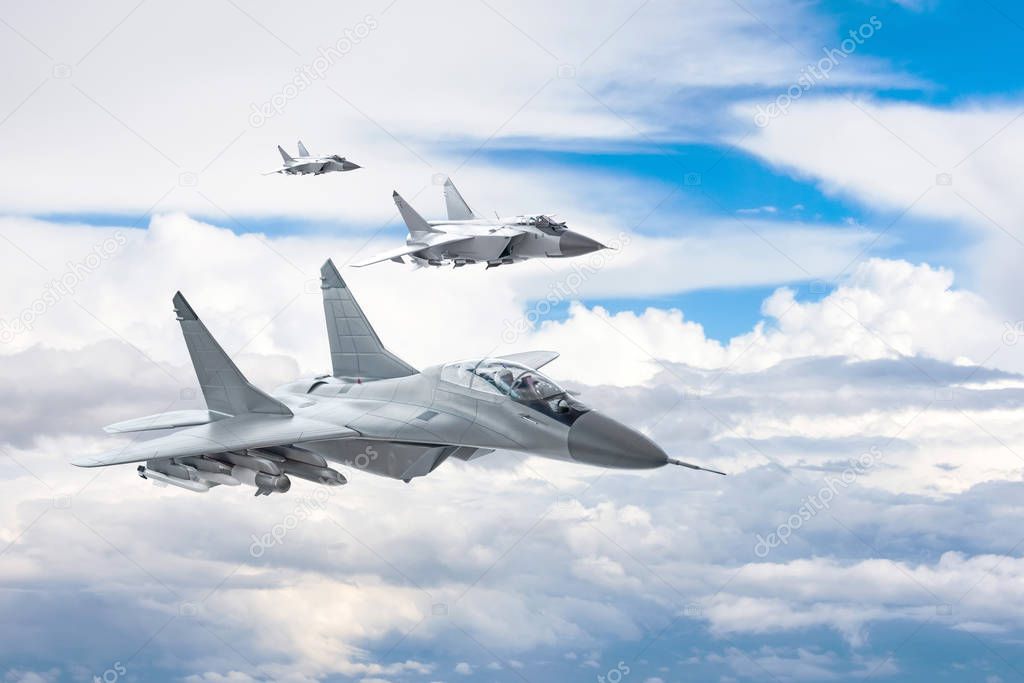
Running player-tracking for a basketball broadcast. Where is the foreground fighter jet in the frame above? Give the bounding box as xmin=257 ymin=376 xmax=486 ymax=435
xmin=73 ymin=261 xmax=723 ymax=495
xmin=355 ymin=178 xmax=607 ymax=268
xmin=264 ymin=140 xmax=361 ymax=176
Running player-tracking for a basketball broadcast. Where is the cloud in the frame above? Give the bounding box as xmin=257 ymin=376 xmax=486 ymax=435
xmin=734 ymin=95 xmax=1024 ymax=317
xmin=0 ymin=212 xmax=879 ymax=380
xmin=2 ymin=671 xmax=60 ymax=683
xmin=0 ymin=1 xmax=905 ymax=219
xmin=3 ymin=2 xmax=1021 ymax=681
xmin=3 ymin=292 xmax=1024 ymax=679
xmin=512 ymin=257 xmax=1012 ymax=385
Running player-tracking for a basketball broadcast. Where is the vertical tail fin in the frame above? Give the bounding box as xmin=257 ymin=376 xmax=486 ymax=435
xmin=173 ymin=292 xmax=292 ymax=417
xmin=278 ymin=145 xmax=294 ymax=163
xmin=297 ymin=140 xmax=310 ymax=157
xmin=444 ymin=178 xmax=477 ymax=220
xmin=392 ymin=191 xmax=442 ymax=234
xmin=320 ymin=260 xmax=418 ymax=380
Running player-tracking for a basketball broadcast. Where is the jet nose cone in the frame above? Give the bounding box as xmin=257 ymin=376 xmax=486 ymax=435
xmin=558 ymin=230 xmax=606 ymax=257
xmin=343 ymin=161 xmax=362 ymax=171
xmin=567 ymin=411 xmax=668 ymax=469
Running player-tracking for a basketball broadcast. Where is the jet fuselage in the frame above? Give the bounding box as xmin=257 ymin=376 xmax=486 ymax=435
xmin=272 ymin=361 xmax=670 ymax=482
xmin=406 ymin=217 xmax=605 ymax=267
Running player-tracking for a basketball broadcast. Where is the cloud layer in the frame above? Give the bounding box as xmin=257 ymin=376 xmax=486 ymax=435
xmin=2 ymin=215 xmax=1023 ymax=681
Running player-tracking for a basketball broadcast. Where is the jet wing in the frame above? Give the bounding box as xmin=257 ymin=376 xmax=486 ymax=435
xmin=73 ymin=414 xmax=356 ymax=468
xmin=262 ymin=167 xmax=289 ymax=175
xmin=353 ymin=234 xmax=474 ymax=267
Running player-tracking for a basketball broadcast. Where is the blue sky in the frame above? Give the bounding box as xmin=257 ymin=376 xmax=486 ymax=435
xmin=33 ymin=0 xmax=1018 ymax=341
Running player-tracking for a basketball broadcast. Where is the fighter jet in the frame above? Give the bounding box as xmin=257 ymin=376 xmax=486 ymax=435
xmin=264 ymin=140 xmax=361 ymax=176
xmin=72 ymin=260 xmax=723 ymax=495
xmin=354 ymin=178 xmax=607 ymax=268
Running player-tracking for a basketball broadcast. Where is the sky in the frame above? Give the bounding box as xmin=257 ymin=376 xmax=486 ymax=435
xmin=2 ymin=0 xmax=1024 ymax=681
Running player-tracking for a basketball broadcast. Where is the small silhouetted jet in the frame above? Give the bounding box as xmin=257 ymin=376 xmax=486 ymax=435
xmin=73 ymin=260 xmax=723 ymax=496
xmin=355 ymin=178 xmax=607 ymax=268
xmin=264 ymin=140 xmax=361 ymax=176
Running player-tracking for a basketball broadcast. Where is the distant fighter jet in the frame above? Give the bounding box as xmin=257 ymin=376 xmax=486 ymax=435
xmin=73 ymin=260 xmax=723 ymax=495
xmin=355 ymin=178 xmax=607 ymax=268
xmin=264 ymin=140 xmax=361 ymax=176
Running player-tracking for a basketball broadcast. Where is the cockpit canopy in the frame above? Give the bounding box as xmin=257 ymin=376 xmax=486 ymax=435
xmin=441 ymin=358 xmax=562 ymax=399
xmin=442 ymin=358 xmax=589 ymax=424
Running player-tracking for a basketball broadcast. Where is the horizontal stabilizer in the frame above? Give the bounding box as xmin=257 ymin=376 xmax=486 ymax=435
xmin=104 ymin=409 xmax=231 ymax=434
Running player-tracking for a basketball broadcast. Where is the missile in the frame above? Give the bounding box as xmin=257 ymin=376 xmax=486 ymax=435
xmin=278 ymin=460 xmax=347 ymax=486
xmin=156 ymin=459 xmax=240 ymax=485
xmin=179 ymin=456 xmax=233 ymax=475
xmin=211 ymin=451 xmax=284 ymax=475
xmin=193 ymin=471 xmax=240 ymax=486
xmin=230 ymin=465 xmax=291 ymax=494
xmin=251 ymin=445 xmax=327 ymax=468
xmin=137 ymin=465 xmax=211 ymax=493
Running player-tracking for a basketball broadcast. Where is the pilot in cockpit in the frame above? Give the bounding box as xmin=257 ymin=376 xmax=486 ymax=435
xmin=496 ymin=369 xmax=515 ymax=393
xmin=511 ymin=373 xmax=540 ymax=401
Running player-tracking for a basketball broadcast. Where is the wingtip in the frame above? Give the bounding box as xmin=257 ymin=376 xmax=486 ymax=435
xmin=320 ymin=259 xmax=346 ymax=288
xmin=172 ymin=291 xmax=198 ymax=321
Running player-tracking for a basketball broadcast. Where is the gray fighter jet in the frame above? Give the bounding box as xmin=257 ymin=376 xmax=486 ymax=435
xmin=73 ymin=260 xmax=723 ymax=495
xmin=355 ymin=178 xmax=607 ymax=268
xmin=264 ymin=140 xmax=361 ymax=176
